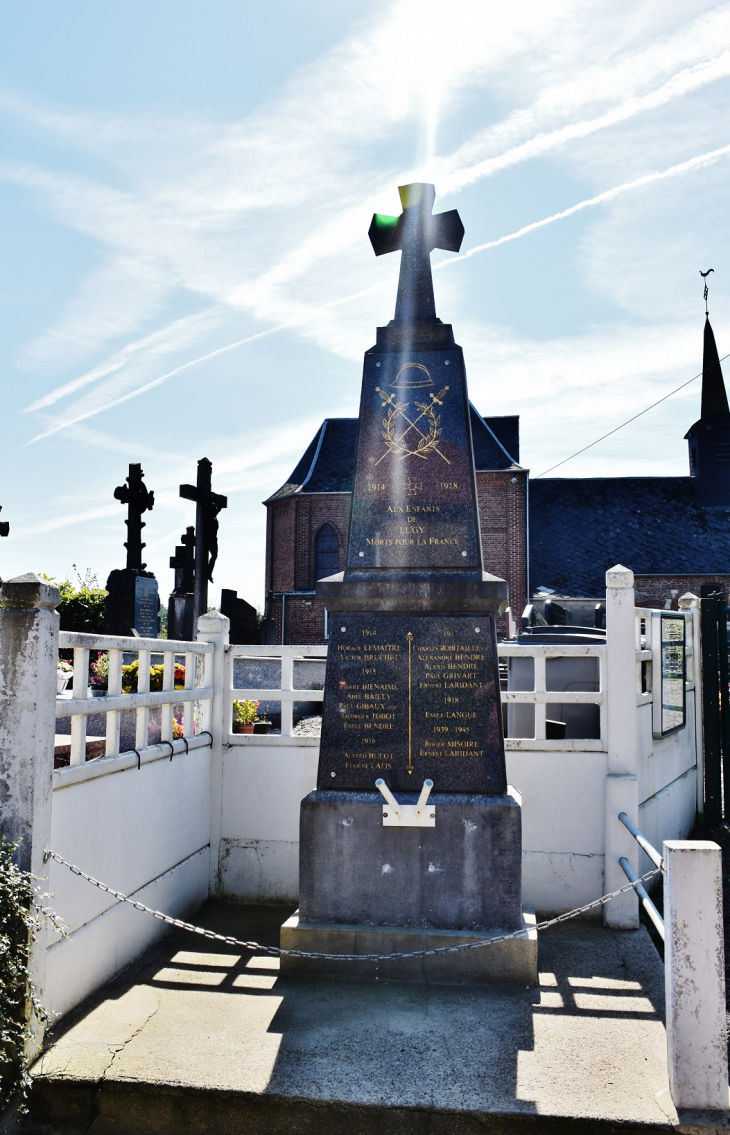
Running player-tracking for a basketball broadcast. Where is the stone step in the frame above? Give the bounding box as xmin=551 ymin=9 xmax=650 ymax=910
xmin=25 ymin=1077 xmax=691 ymax=1135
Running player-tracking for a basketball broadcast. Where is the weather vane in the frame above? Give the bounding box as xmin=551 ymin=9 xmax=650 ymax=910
xmin=700 ymin=268 xmax=714 ymax=315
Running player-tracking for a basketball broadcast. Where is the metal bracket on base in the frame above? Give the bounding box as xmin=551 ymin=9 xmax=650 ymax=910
xmin=376 ymin=778 xmax=435 ymax=827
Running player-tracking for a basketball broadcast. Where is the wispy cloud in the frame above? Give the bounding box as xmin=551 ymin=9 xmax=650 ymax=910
xmin=10 ymin=5 xmax=730 ymax=445
xmin=26 ymin=139 xmax=730 ymax=442
xmin=5 ymin=0 xmax=730 ymax=597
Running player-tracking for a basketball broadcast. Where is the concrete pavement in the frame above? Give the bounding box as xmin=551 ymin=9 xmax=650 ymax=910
xmin=24 ymin=904 xmax=728 ymax=1133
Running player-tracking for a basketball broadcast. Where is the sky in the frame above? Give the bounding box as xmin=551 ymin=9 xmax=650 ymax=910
xmin=2 ymin=0 xmax=730 ymax=609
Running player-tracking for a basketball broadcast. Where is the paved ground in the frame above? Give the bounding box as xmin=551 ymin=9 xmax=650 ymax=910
xmin=23 ymin=905 xmax=727 ymax=1134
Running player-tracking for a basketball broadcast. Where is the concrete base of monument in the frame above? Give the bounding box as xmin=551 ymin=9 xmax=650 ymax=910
xmin=279 ymin=906 xmax=538 ymax=985
xmin=299 ymin=788 xmax=524 ymax=930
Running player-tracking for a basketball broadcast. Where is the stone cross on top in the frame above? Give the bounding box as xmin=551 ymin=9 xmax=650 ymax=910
xmin=113 ymin=463 xmax=154 ymax=571
xmin=369 ymin=183 xmax=464 ymax=325
xmin=179 ymin=458 xmax=227 ymax=626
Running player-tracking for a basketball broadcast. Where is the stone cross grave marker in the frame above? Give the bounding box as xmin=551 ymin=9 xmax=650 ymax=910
xmin=114 ymin=463 xmax=154 ymax=571
xmin=105 ymin=463 xmax=159 ymax=636
xmin=168 ymin=526 xmax=196 ymax=641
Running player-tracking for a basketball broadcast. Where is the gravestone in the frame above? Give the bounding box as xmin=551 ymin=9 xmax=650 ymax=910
xmin=105 ymin=464 xmax=160 ymax=637
xmin=220 ymin=588 xmax=260 ymax=645
xmin=167 ymin=526 xmax=196 ymax=641
xmin=179 ymin=458 xmax=227 ymax=630
xmin=281 ymin=184 xmax=536 ymax=984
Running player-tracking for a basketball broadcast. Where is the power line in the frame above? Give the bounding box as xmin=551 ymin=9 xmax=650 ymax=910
xmin=532 ymin=351 xmax=730 ymax=478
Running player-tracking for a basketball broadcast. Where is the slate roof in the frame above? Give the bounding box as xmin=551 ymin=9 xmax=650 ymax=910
xmin=266 ymin=407 xmax=518 ymax=501
xmin=529 ymin=476 xmax=730 ymax=596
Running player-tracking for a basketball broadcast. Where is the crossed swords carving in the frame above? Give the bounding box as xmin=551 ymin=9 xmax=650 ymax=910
xmin=374 ymin=385 xmax=451 ymax=466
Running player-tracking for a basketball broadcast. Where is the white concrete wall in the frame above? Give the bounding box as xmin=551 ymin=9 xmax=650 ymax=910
xmin=47 ymin=744 xmax=211 ymax=1018
xmin=216 ymin=703 xmax=698 ymax=916
xmin=508 ymin=750 xmax=607 ymax=914
xmin=216 ymin=741 xmax=610 ymax=914
xmin=218 ymin=741 xmax=319 ymax=903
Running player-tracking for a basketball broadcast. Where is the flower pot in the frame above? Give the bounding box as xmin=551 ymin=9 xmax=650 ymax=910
xmin=253 ymin=719 xmax=272 ymax=734
xmin=56 ymin=674 xmax=71 ymax=695
xmin=233 ymin=722 xmax=255 ymax=734
xmin=90 ymin=688 xmax=108 ymax=698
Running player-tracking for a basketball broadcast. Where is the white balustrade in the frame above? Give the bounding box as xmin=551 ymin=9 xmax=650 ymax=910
xmin=56 ymin=631 xmax=214 ymax=765
xmin=500 ymin=642 xmax=606 ymax=750
xmin=225 ymin=643 xmax=327 ymax=743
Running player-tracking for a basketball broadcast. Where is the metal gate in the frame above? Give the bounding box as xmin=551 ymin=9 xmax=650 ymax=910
xmin=700 ymin=592 xmax=730 ymax=822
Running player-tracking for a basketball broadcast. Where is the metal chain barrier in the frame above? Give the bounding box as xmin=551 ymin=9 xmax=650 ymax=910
xmin=44 ymin=850 xmax=662 ymax=963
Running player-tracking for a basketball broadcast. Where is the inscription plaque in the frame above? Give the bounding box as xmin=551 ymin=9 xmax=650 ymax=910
xmin=134 ymin=576 xmax=159 ymax=638
xmin=652 ymin=613 xmax=686 ymax=738
xmin=347 ymin=349 xmax=482 ymax=570
xmin=318 ymin=614 xmax=505 ymax=793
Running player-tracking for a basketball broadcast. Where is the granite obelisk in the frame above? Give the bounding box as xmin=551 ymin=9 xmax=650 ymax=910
xmin=281 ymin=184 xmax=536 ymax=984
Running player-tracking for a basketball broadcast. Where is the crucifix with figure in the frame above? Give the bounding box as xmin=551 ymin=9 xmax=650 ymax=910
xmin=113 ymin=463 xmax=155 ymax=571
xmin=179 ymin=458 xmax=227 ymax=628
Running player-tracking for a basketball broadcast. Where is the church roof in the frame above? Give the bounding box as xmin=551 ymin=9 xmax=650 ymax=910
xmin=529 ymin=476 xmax=730 ymax=596
xmin=265 ymin=406 xmax=519 ymax=502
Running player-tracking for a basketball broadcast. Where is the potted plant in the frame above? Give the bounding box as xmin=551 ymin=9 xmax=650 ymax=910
xmin=232 ymin=698 xmax=259 ymax=734
xmin=57 ymin=656 xmax=73 ymax=695
xmin=89 ymin=652 xmax=109 ymax=696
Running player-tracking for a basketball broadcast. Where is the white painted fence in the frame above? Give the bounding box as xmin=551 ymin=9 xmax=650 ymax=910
xmin=0 ymin=566 xmax=722 ymax=1109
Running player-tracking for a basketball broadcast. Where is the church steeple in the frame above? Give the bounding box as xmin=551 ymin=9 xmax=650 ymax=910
xmin=685 ymin=271 xmax=730 ymax=507
xmin=701 ymin=314 xmax=729 ymax=417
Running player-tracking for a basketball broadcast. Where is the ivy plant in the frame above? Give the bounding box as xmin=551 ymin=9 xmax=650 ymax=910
xmin=0 ymin=840 xmax=62 ymax=1119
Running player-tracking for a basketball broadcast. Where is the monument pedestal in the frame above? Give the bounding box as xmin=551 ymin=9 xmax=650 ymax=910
xmin=280 ymin=908 xmax=537 ymax=985
xmin=298 ymin=788 xmax=524 ymax=930
xmin=282 ymin=786 xmax=537 ymax=986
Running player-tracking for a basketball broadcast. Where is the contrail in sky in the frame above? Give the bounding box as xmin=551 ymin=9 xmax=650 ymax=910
xmin=440 ymin=142 xmax=730 ymax=264
xmin=27 ymin=141 xmax=730 ymax=444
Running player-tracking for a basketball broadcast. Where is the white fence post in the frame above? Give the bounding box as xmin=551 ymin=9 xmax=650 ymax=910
xmin=604 ymin=565 xmax=640 ymax=928
xmin=664 ymin=840 xmax=728 ymax=1111
xmin=198 ymin=610 xmax=230 ymax=897
xmin=0 ymin=572 xmax=60 ymax=1048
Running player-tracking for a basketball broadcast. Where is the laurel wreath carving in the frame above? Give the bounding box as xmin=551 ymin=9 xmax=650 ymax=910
xmin=382 ymin=401 xmax=442 ymax=459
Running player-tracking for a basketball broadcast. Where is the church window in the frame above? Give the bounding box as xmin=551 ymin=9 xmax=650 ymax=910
xmin=315 ymin=524 xmax=340 ymax=581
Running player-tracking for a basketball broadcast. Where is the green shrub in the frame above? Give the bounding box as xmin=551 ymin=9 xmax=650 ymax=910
xmin=42 ymin=568 xmax=107 ymax=634
xmin=0 ymin=840 xmax=60 ymax=1117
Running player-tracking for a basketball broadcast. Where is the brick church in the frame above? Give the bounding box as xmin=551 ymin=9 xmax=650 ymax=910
xmin=262 ymin=313 xmax=730 ymax=645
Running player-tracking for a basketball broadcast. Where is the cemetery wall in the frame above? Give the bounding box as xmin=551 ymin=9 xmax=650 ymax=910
xmin=217 ymin=742 xmax=319 ymax=902
xmin=215 ymin=723 xmax=698 ymax=913
xmin=46 ymin=748 xmax=211 ymax=1018
xmin=634 ymin=573 xmax=729 ymax=607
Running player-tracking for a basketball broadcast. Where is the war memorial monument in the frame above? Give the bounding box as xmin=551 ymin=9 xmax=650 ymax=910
xmin=281 ymin=184 xmax=537 ymax=983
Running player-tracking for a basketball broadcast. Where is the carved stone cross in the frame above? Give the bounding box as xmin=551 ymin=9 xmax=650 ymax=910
xmin=179 ymin=458 xmax=227 ymax=627
xmin=369 ymin=183 xmax=464 ymax=324
xmin=113 ymin=463 xmax=154 ymax=571
xmin=169 ymin=526 xmax=196 ymax=595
